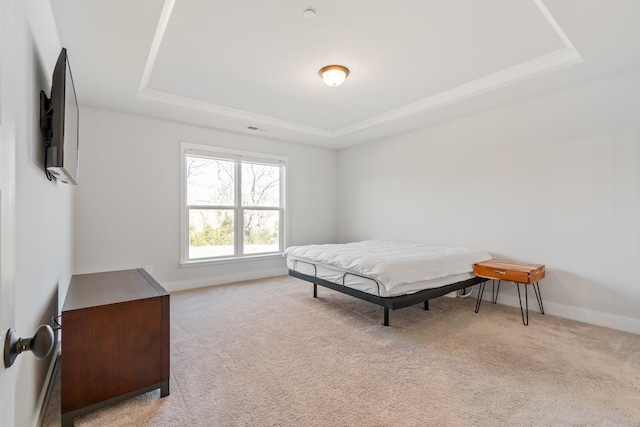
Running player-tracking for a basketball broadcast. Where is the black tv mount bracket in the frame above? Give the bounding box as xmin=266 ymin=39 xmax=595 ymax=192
xmin=39 ymin=90 xmax=56 ymax=181
xmin=39 ymin=90 xmax=53 ymax=146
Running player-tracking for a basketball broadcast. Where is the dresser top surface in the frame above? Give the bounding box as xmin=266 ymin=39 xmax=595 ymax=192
xmin=63 ymin=268 xmax=168 ymax=312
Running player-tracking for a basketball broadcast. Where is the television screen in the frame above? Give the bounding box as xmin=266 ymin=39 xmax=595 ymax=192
xmin=41 ymin=48 xmax=79 ymax=185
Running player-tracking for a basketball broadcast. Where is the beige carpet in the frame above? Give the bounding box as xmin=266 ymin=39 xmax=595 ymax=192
xmin=42 ymin=275 xmax=640 ymax=426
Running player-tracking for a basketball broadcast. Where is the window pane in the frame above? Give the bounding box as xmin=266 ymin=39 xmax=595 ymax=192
xmin=188 ymin=209 xmax=234 ymax=258
xmin=186 ymin=156 xmax=235 ymax=206
xmin=243 ymin=209 xmax=280 ymax=254
xmin=241 ymin=163 xmax=280 ymax=207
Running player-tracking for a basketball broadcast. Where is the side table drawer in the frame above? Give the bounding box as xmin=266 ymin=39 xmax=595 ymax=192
xmin=474 ymin=264 xmax=529 ymax=282
xmin=473 ymin=261 xmax=545 ymax=284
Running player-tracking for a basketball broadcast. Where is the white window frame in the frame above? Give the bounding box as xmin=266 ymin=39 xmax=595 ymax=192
xmin=179 ymin=142 xmax=287 ymax=266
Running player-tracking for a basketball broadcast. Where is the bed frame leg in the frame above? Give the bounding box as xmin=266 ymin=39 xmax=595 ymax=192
xmin=383 ymin=308 xmax=389 ymax=326
xmin=423 ymin=300 xmax=429 ymax=311
xmin=313 ymin=283 xmax=317 ymax=298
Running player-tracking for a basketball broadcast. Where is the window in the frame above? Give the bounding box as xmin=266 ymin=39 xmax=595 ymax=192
xmin=180 ymin=143 xmax=286 ymax=264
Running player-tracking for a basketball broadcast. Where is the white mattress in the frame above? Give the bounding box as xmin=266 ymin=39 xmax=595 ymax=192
xmin=285 ymin=240 xmax=492 ymax=297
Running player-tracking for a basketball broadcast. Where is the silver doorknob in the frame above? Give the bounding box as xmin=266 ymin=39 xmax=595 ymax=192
xmin=4 ymin=325 xmax=54 ymax=368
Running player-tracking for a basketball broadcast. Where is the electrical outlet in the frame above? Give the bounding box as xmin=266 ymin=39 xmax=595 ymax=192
xmin=145 ymin=265 xmax=152 ymax=274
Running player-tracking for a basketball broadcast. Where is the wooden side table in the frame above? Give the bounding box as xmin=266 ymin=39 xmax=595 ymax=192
xmin=473 ymin=259 xmax=545 ymax=325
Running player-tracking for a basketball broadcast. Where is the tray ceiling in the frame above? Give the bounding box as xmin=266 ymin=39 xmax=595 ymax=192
xmin=51 ymin=0 xmax=640 ymax=148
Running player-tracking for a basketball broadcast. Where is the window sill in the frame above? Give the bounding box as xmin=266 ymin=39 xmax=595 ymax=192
xmin=179 ymin=253 xmax=285 ymax=268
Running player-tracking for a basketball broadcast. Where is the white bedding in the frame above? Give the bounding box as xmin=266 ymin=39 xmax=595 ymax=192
xmin=285 ymin=240 xmax=492 ymax=297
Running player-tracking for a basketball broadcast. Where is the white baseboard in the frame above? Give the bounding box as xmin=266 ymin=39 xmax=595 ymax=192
xmin=162 ymin=267 xmax=289 ymax=293
xmin=33 ymin=341 xmax=60 ymax=427
xmin=477 ymin=287 xmax=640 ymax=335
xmin=542 ymin=301 xmax=640 ymax=335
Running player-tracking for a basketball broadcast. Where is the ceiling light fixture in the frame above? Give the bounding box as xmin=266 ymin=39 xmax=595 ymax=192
xmin=319 ymin=65 xmax=349 ymax=87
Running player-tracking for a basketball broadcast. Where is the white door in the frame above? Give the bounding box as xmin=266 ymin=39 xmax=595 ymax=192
xmin=0 ymin=0 xmax=18 ymax=424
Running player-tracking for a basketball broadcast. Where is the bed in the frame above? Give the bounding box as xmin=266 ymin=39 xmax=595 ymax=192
xmin=285 ymin=240 xmax=492 ymax=326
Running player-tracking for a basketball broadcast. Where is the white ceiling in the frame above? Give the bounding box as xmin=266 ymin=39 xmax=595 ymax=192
xmin=51 ymin=0 xmax=640 ymax=149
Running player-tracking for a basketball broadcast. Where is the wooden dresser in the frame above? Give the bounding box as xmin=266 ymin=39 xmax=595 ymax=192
xmin=61 ymin=268 xmax=170 ymax=426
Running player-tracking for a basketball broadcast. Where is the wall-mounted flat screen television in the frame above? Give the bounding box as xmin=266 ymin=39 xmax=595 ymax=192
xmin=40 ymin=48 xmax=79 ymax=185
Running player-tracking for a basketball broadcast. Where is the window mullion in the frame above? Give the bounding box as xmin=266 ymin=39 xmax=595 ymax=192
xmin=235 ymin=160 xmax=242 ymax=257
xmin=186 ymin=204 xmax=234 ymax=210
xmin=279 ymin=166 xmax=285 ymax=252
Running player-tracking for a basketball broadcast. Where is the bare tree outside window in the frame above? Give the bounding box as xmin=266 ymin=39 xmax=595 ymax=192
xmin=242 ymin=163 xmax=280 ymax=207
xmin=186 ymin=156 xmax=234 ymax=206
xmin=241 ymin=163 xmax=280 ymax=253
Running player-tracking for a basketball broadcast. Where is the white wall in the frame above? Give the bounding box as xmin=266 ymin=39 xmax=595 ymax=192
xmin=1 ymin=1 xmax=74 ymax=426
xmin=337 ymin=68 xmax=640 ymax=334
xmin=74 ymin=107 xmax=337 ymax=291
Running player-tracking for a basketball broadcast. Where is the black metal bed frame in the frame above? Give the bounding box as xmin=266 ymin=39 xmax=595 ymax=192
xmin=288 ymin=268 xmax=488 ymax=326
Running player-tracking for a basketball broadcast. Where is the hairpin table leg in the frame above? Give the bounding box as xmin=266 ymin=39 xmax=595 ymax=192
xmin=533 ymin=282 xmax=544 ymax=314
xmin=516 ymin=283 xmax=529 ymax=326
xmin=475 ymin=281 xmax=486 ymax=313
